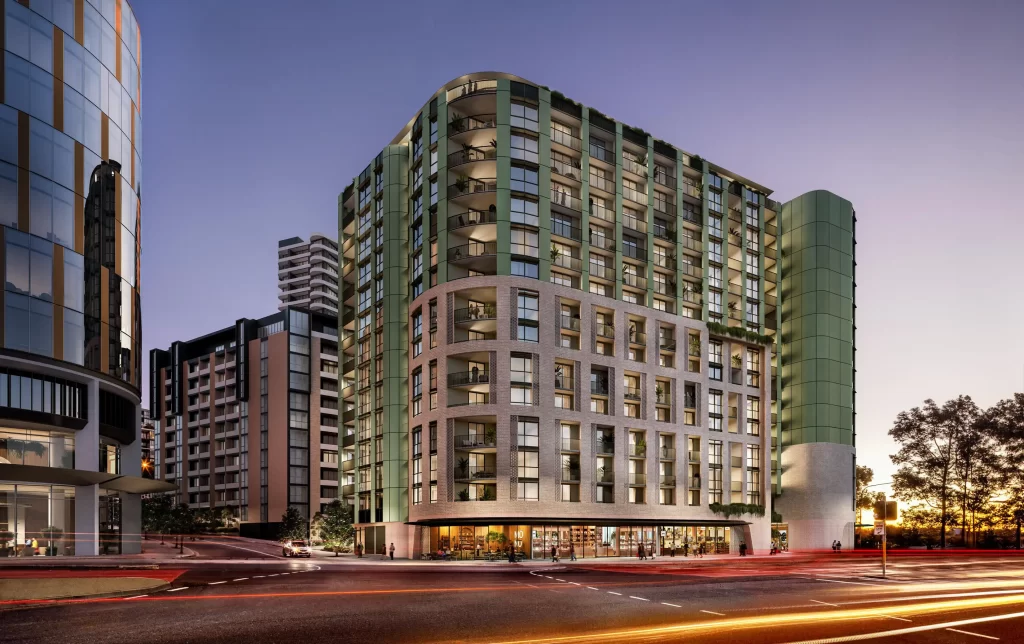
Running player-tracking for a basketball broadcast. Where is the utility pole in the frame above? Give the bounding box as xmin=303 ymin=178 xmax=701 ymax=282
xmin=867 ymin=481 xmax=894 ymax=579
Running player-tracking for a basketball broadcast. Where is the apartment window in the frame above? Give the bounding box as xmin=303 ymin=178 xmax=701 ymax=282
xmin=429 ymin=118 xmax=438 ymax=145
xmin=511 ymin=355 xmax=533 ymax=405
xmin=708 ymin=265 xmax=722 ymax=289
xmin=707 ymin=190 xmax=722 ymax=213
xmin=709 ymin=241 xmax=722 ymax=264
xmin=511 ymin=197 xmax=539 ymax=227
xmin=510 ymin=227 xmax=538 ymax=257
xmin=747 ymin=444 xmax=761 ymax=504
xmin=430 ymin=150 xmax=438 ymax=176
xmin=412 ymin=165 xmax=423 ymax=191
xmin=746 ymin=301 xmax=759 ymax=324
xmin=510 ymin=102 xmax=538 ymax=132
xmin=745 ymin=204 xmax=759 ymax=228
xmin=746 ymin=350 xmax=761 ymax=387
xmin=709 ymin=390 xmax=723 ymax=433
xmin=412 ymin=369 xmax=422 ymax=400
xmin=746 ymin=252 xmax=758 ymax=276
xmin=511 ymin=260 xmax=538 ymax=279
xmin=708 ymin=216 xmax=722 ymax=239
xmin=517 ymin=451 xmax=538 ymax=481
xmin=746 ymin=228 xmax=759 ymax=253
xmin=746 ymin=279 xmax=759 ymax=301
xmin=510 ymin=134 xmax=539 ymax=163
xmin=517 ymin=419 xmax=539 ymax=448
xmin=510 ymin=166 xmax=538 ymax=195
xmin=746 ymin=397 xmax=760 ymax=436
xmin=411 ymin=311 xmax=422 ymax=357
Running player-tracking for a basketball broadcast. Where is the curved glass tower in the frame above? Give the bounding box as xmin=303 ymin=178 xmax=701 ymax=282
xmin=0 ymin=0 xmax=169 ymax=557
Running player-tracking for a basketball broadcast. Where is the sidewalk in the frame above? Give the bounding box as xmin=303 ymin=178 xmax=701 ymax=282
xmin=0 ymin=538 xmax=195 ymax=568
xmin=0 ymin=568 xmax=185 ymax=603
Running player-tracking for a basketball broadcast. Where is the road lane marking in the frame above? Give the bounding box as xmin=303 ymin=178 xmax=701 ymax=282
xmin=662 ymin=602 xmax=681 ymax=608
xmin=587 ymin=587 xmax=599 ymax=590
xmin=946 ymin=628 xmax=999 ymax=640
xmin=252 ymin=575 xmax=265 ymax=578
xmin=810 ymin=599 xmax=839 ymax=607
xmin=555 ymin=579 xmax=565 ymax=582
xmin=233 ymin=578 xmax=249 ymax=581
xmin=208 ymin=581 xmax=226 ymax=585
xmin=608 ymin=591 xmax=622 ymax=596
xmin=630 ymin=596 xmax=649 ymax=601
xmin=806 ymin=576 xmax=882 ymax=586
xmin=267 ymin=574 xmax=279 ymax=577
xmin=125 ymin=595 xmax=148 ymax=600
xmin=166 ymin=587 xmax=188 ymax=592
xmin=700 ymin=610 xmax=725 ymax=616
xmin=570 ymin=582 xmax=580 ymax=585
xmin=787 ymin=610 xmax=1024 ymax=643
xmin=883 ymin=616 xmax=912 ymax=622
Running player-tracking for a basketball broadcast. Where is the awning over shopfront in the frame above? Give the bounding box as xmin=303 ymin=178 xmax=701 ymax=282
xmin=407 ymin=516 xmax=751 ymax=527
xmin=0 ymin=464 xmax=176 ymax=494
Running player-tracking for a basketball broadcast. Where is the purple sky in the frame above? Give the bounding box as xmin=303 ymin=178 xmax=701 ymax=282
xmin=132 ymin=0 xmax=1024 ymax=489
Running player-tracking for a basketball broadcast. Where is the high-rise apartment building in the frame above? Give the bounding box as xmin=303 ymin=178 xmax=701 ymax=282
xmin=336 ymin=73 xmax=854 ymax=558
xmin=149 ymin=307 xmax=342 ymax=537
xmin=141 ymin=409 xmax=155 ymax=479
xmin=278 ymin=234 xmax=340 ymax=317
xmin=0 ymin=0 xmax=169 ymax=556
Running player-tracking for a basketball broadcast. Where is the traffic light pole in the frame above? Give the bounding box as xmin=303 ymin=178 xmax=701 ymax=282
xmin=881 ymin=491 xmax=886 ymax=579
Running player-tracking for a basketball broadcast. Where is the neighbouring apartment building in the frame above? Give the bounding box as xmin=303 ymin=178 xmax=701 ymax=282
xmin=278 ymin=234 xmax=340 ymax=317
xmin=0 ymin=0 xmax=172 ymax=557
xmin=149 ymin=307 xmax=342 ymax=538
xmin=334 ymin=73 xmax=856 ymax=558
xmin=141 ymin=409 xmax=154 ymax=479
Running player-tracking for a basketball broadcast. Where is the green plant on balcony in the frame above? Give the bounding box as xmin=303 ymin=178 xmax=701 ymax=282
xmin=635 ymin=153 xmax=647 ymax=166
xmin=550 ymin=245 xmax=561 ymax=261
xmin=457 ymin=457 xmax=469 ymax=479
xmin=462 ymin=142 xmax=473 ymax=154
xmin=490 ymin=139 xmax=497 ymax=148
xmin=454 ymin=177 xmax=469 ymax=194
xmin=729 ymin=227 xmax=741 ymax=238
xmin=481 ymin=487 xmax=496 ymax=501
xmin=634 ymin=439 xmax=647 ymax=454
xmin=483 ymin=303 xmax=496 ymax=318
xmin=732 ymin=354 xmax=743 ymax=368
xmin=727 ymin=301 xmax=738 ymax=311
xmin=688 ymin=335 xmax=702 ymax=356
xmin=449 ymin=115 xmax=465 ymax=133
xmin=708 ymin=502 xmax=765 ymax=518
xmin=484 ymin=425 xmax=497 ymax=444
xmin=457 ymin=489 xmax=470 ymax=502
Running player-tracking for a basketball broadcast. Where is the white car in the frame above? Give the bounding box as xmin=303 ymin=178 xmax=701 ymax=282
xmin=282 ymin=540 xmax=312 ymax=557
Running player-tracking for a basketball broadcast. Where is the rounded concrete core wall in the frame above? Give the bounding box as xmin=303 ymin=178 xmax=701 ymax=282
xmin=774 ymin=442 xmax=855 ymax=551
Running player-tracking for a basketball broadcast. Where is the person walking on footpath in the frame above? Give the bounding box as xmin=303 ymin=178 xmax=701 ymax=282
xmin=683 ymin=542 xmax=689 ymax=558
xmin=551 ymin=545 xmax=558 ymax=563
xmin=836 ymin=541 xmax=842 ymax=553
xmin=508 ymin=545 xmax=515 ymax=564
xmin=389 ymin=543 xmax=395 ymax=560
xmin=638 ymin=543 xmax=645 ymax=561
xmin=569 ymin=542 xmax=576 ymax=562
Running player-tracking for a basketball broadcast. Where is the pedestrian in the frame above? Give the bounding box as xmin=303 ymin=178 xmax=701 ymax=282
xmin=739 ymin=542 xmax=746 ymax=557
xmin=30 ymin=537 xmax=38 ymax=556
xmin=699 ymin=542 xmax=705 ymax=558
xmin=683 ymin=542 xmax=689 ymax=558
xmin=638 ymin=543 xmax=645 ymax=561
xmin=551 ymin=545 xmax=558 ymax=562
xmin=831 ymin=540 xmax=837 ymax=553
xmin=389 ymin=542 xmax=395 ymax=560
xmin=508 ymin=545 xmax=515 ymax=564
xmin=569 ymin=542 xmax=576 ymax=562
xmin=836 ymin=541 xmax=842 ymax=553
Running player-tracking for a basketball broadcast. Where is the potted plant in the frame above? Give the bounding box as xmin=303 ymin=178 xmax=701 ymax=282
xmin=596 ymin=466 xmax=608 ymax=481
xmin=550 ymin=245 xmax=561 ymax=262
xmin=655 ymin=384 xmax=664 ymax=401
xmin=41 ymin=526 xmax=63 ymax=556
xmin=484 ymin=425 xmax=497 ymax=445
xmin=483 ymin=303 xmax=496 ymax=318
xmin=481 ymin=487 xmax=496 ymax=501
xmin=455 ymin=176 xmax=469 ymax=194
xmin=457 ymin=457 xmax=470 ymax=479
xmin=457 ymin=489 xmax=471 ymax=502
xmin=732 ymin=354 xmax=743 ymax=368
xmin=0 ymin=530 xmax=12 ymax=557
xmin=449 ymin=115 xmax=465 ymax=133
xmin=490 ymin=139 xmax=497 ymax=148
xmin=635 ymin=438 xmax=647 ymax=455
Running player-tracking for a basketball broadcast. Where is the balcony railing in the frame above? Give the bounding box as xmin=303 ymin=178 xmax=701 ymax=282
xmin=653 ymin=280 xmax=674 ymax=296
xmin=551 ymin=189 xmax=582 ymax=211
xmin=655 ymin=392 xmax=671 ymax=405
xmin=679 ymin=263 xmax=702 ymax=279
xmin=448 ymin=241 xmax=497 ymax=262
xmin=689 ymin=476 xmax=702 ymax=488
xmin=659 ymin=447 xmax=676 ymax=460
xmin=590 ymin=145 xmax=615 ymax=164
xmin=627 ymin=329 xmax=646 ymax=345
xmin=622 ymin=273 xmax=647 ymax=290
xmin=551 ymin=220 xmax=582 ymax=242
xmin=659 ymin=338 xmax=676 ymax=351
xmin=653 ymin=254 xmax=675 ymax=270
xmin=554 ymin=376 xmax=574 ymax=391
xmin=448 ymin=113 xmax=497 ymax=136
xmin=595 ymin=323 xmax=615 ymax=339
xmin=590 ymin=202 xmax=615 ymax=222
xmin=551 ymin=157 xmax=582 ymax=182
xmin=448 ymin=147 xmax=497 ymax=167
xmin=682 ymin=208 xmax=702 ymax=227
xmin=622 ymin=156 xmax=647 ymax=177
xmin=623 ymin=387 xmax=641 ymax=401
xmin=454 ymin=306 xmax=497 ymax=324
xmin=448 ymin=371 xmax=490 ymax=387
xmin=622 ymin=245 xmax=647 ymax=262
xmin=629 ymin=443 xmax=647 ymax=458
xmin=653 ymin=169 xmax=676 ymax=189
xmin=660 ymin=475 xmax=676 ymax=487
xmin=454 ymin=433 xmax=497 ymax=449
xmin=589 ymin=173 xmax=614 ymax=193
xmin=447 ymin=80 xmax=497 ymax=102
xmin=653 ymin=220 xmax=675 ymax=240
xmin=449 ymin=178 xmax=498 ymax=199
xmin=589 ymin=263 xmax=615 ymax=280
xmin=561 ymin=468 xmax=581 ymax=483
xmin=628 ymin=472 xmax=647 ymax=486
xmin=551 ymin=128 xmax=582 ymax=151
xmin=623 ymin=186 xmax=647 ymax=205
xmin=682 ymin=181 xmax=702 ymax=200
xmin=590 ymin=380 xmax=609 ymax=396
xmin=560 ymin=315 xmax=581 ymax=332
xmin=561 ymin=438 xmax=580 ymax=452
xmin=688 ymin=450 xmax=701 ymax=463
xmin=455 ymin=467 xmax=497 ymax=482
xmin=622 ymin=214 xmax=647 ymax=234
xmin=596 ymin=470 xmax=615 ymax=483
xmin=589 ymin=231 xmax=614 ymax=251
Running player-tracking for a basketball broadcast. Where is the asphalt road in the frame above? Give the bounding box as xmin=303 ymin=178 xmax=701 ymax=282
xmin=3 ymin=549 xmax=1024 ymax=643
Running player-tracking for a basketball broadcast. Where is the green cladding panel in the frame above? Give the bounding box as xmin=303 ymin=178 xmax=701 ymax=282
xmin=780 ymin=190 xmax=855 ymax=447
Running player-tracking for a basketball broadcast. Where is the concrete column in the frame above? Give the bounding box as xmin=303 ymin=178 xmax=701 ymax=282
xmin=120 ymin=400 xmax=143 ymax=554
xmin=74 ymin=379 xmax=101 ymax=555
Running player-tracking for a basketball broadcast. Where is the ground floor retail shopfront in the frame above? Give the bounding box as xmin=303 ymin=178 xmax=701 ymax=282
xmin=405 ymin=522 xmax=746 ymax=560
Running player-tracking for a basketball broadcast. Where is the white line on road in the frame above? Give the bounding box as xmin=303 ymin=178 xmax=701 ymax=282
xmin=569 ymin=582 xmax=580 ymax=585
xmin=555 ymin=578 xmax=565 ymax=582
xmin=946 ymin=628 xmax=1000 ymax=640
xmin=607 ymin=591 xmax=622 ymax=596
xmin=125 ymin=595 xmax=148 ymax=600
xmin=810 ymin=599 xmax=839 ymax=607
xmin=629 ymin=596 xmax=649 ymax=601
xmin=233 ymin=578 xmax=248 ymax=581
xmin=587 ymin=587 xmax=599 ymax=590
xmin=252 ymin=575 xmax=265 ymax=578
xmin=166 ymin=587 xmax=188 ymax=592
xmin=883 ymin=616 xmax=912 ymax=622
xmin=662 ymin=602 xmax=682 ymax=608
xmin=700 ymin=610 xmax=725 ymax=616
xmin=267 ymin=574 xmax=279 ymax=577
xmin=786 ymin=610 xmax=1024 ymax=643
xmin=208 ymin=581 xmax=227 ymax=585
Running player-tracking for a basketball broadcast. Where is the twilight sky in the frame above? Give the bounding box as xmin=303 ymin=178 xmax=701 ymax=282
xmin=131 ymin=0 xmax=1024 ymax=491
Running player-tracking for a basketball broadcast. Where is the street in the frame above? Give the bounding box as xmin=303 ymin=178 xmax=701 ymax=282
xmin=3 ymin=545 xmax=1024 ymax=643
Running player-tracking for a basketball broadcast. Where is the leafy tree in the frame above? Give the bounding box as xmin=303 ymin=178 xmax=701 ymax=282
xmin=278 ymin=506 xmax=307 ymax=542
xmin=169 ymin=503 xmax=196 ymax=552
xmin=855 ymin=465 xmax=884 ymax=525
xmin=142 ymin=494 xmax=174 ymax=542
xmin=986 ymin=394 xmax=1024 ymax=548
xmin=889 ymin=396 xmax=979 ymax=548
xmin=318 ymin=501 xmax=354 ymax=555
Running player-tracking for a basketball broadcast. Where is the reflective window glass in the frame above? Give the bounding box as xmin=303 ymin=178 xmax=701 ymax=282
xmin=63 ymin=86 xmax=84 ymax=144
xmin=30 ymin=298 xmax=52 ymax=356
xmin=52 ymin=184 xmax=74 ymax=249
xmin=53 ymin=0 xmax=75 ymax=37
xmin=29 ymin=174 xmax=53 ymax=240
xmin=0 ymin=104 xmax=17 ymax=165
xmin=29 ymin=236 xmax=53 ymax=301
xmin=30 ymin=118 xmax=54 ymax=180
xmin=5 ymin=292 xmax=31 ymax=351
xmin=5 ymin=229 xmax=31 ymax=295
xmin=63 ymin=309 xmax=84 ymax=365
xmin=0 ymin=163 xmax=18 ymax=228
xmin=82 ymin=49 xmax=101 ymax=107
xmin=82 ymin=3 xmax=101 ymax=61
xmin=63 ymin=250 xmax=84 ymax=311
xmin=63 ymin=36 xmax=84 ymax=94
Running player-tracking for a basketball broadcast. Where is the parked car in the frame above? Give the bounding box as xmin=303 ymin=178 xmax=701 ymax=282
xmin=282 ymin=540 xmax=312 ymax=557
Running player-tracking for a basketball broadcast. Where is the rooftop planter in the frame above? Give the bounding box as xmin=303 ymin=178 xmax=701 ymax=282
xmin=709 ymin=502 xmax=766 ymax=518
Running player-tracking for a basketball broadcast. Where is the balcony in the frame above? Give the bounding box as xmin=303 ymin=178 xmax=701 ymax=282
xmin=342 ymin=459 xmax=355 ymax=472
xmin=448 ymin=241 xmax=497 ymax=265
xmin=658 ymin=447 xmax=676 ymax=460
xmin=653 ymin=169 xmax=676 ymax=190
xmin=341 ymin=484 xmax=355 ymax=497
xmin=623 ymin=387 xmax=641 ymax=401
xmin=731 ymin=367 xmax=743 ymax=386
xmin=622 ymin=155 xmax=647 ymax=178
xmin=623 ymin=186 xmax=647 ymax=205
xmin=449 ymin=208 xmax=497 ymax=231
xmin=551 ymin=189 xmax=582 ymax=212
xmin=448 ymin=146 xmax=497 ymax=168
xmin=659 ymin=338 xmax=676 ymax=352
xmin=589 ymin=263 xmax=615 ymax=280
xmin=595 ymin=323 xmax=615 ymax=339
xmin=454 ymin=305 xmax=497 ymax=325
xmin=455 ymin=467 xmax=497 ymax=483
xmin=653 ymin=220 xmax=675 ymax=240
xmin=449 ymin=178 xmax=497 ymax=204
xmin=551 ymin=157 xmax=582 ymax=182
xmin=660 ymin=475 xmax=676 ymax=487
xmin=589 ymin=173 xmax=615 ymax=194
xmin=448 ymin=371 xmax=490 ymax=387
xmin=688 ymin=451 xmax=701 ymax=463
xmin=655 ymin=391 xmax=671 ymax=406
xmin=628 ymin=472 xmax=646 ymax=486
xmin=689 ymin=476 xmax=702 ymax=489
xmin=622 ymin=273 xmax=647 ymax=290
xmin=589 ymin=230 xmax=614 ymax=251
xmin=682 ymin=208 xmax=702 ymax=227
xmin=454 ymin=430 xmax=497 ymax=450
xmin=653 ymin=254 xmax=675 ymax=270
xmin=561 ymin=468 xmax=581 ymax=483
xmin=679 ymin=263 xmax=702 ymax=280
xmin=627 ymin=330 xmax=646 ymax=346
xmin=682 ymin=181 xmax=702 ymax=201
xmin=622 ymin=245 xmax=647 ymax=263
xmin=561 ymin=438 xmax=580 ymax=452
xmin=595 ymin=469 xmax=615 ymax=484
xmin=560 ymin=315 xmax=581 ymax=332
xmin=622 ymin=213 xmax=647 ymax=234
xmin=550 ymin=127 xmax=582 ymax=152
xmin=448 ymin=113 xmax=497 ymax=137
xmin=653 ymin=280 xmax=674 ymax=296
xmin=554 ymin=376 xmax=574 ymax=391
xmin=552 ymin=220 xmax=582 ymax=243
xmin=590 ymin=201 xmax=615 ymax=222
xmin=447 ymin=80 xmax=498 ymax=103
